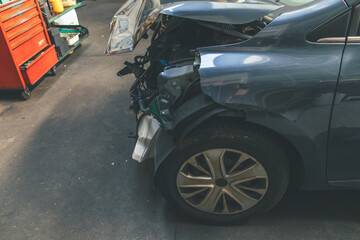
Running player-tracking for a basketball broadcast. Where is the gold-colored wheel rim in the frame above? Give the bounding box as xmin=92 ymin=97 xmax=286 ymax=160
xmin=176 ymin=149 xmax=268 ymax=215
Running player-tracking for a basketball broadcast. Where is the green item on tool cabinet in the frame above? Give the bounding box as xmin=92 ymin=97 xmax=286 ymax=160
xmin=0 ymin=0 xmax=12 ymax=5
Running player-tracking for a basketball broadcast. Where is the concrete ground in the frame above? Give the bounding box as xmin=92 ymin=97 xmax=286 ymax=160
xmin=1 ymin=1 xmax=360 ymax=239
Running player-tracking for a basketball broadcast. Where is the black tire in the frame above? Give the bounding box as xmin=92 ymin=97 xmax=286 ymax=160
xmin=20 ymin=87 xmax=31 ymax=100
xmin=51 ymin=66 xmax=57 ymax=76
xmin=157 ymin=119 xmax=289 ymax=224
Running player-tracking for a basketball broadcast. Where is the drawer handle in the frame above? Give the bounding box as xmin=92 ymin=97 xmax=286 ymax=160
xmin=2 ymin=4 xmax=36 ymax=22
xmin=4 ymin=11 xmax=39 ymax=31
xmin=11 ymin=26 xmax=43 ymax=49
xmin=7 ymin=18 xmax=41 ymax=40
xmin=0 ymin=0 xmax=28 ymax=13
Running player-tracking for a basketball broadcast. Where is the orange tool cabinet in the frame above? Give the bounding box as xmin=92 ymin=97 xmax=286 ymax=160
xmin=0 ymin=0 xmax=58 ymax=99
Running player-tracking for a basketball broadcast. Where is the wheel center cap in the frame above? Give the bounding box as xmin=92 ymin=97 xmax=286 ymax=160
xmin=215 ymin=178 xmax=228 ymax=187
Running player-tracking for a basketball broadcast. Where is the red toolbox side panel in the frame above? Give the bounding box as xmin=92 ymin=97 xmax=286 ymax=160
xmin=0 ymin=26 xmax=25 ymax=89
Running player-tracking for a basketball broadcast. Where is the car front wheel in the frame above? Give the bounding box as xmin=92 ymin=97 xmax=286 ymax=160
xmin=157 ymin=120 xmax=289 ymax=224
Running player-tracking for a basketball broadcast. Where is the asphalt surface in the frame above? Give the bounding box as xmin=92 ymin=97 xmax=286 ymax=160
xmin=1 ymin=1 xmax=360 ymax=239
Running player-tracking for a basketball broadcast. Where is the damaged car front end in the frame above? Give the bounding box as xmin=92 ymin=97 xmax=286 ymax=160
xmin=106 ymin=0 xmax=281 ymax=160
xmin=107 ymin=0 xmax=352 ymax=223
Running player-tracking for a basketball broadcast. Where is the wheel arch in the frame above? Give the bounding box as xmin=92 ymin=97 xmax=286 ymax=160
xmin=155 ymin=113 xmax=305 ymax=189
xmin=154 ymin=96 xmax=311 ymax=189
xmin=203 ymin=115 xmax=305 ymax=189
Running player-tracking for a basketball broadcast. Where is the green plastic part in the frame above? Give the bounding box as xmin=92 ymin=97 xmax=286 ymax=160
xmin=150 ymin=100 xmax=163 ymax=123
xmin=0 ymin=0 xmax=12 ymax=5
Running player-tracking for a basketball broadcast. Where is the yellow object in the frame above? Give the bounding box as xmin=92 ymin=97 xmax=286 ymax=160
xmin=49 ymin=0 xmax=64 ymax=14
xmin=62 ymin=0 xmax=76 ymax=7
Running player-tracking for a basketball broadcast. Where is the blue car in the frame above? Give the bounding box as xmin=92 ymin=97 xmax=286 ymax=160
xmin=107 ymin=0 xmax=360 ymax=223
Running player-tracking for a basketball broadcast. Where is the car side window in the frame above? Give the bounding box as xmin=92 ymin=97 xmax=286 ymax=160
xmin=348 ymin=5 xmax=360 ymax=42
xmin=307 ymin=10 xmax=351 ymax=43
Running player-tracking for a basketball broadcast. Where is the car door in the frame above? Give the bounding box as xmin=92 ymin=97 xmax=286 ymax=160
xmin=327 ymin=4 xmax=360 ymax=187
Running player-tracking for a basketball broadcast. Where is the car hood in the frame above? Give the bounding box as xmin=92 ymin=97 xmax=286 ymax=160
xmin=105 ymin=0 xmax=281 ymax=55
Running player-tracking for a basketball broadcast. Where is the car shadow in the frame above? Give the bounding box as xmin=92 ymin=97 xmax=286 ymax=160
xmin=1 ymin=84 xmax=360 ymax=239
xmin=0 ymin=78 xmax=178 ymax=239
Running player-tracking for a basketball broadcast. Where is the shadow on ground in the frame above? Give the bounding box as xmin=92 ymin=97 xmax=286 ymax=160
xmin=1 ymin=88 xmax=360 ymax=239
xmin=0 ymin=85 xmax=176 ymax=239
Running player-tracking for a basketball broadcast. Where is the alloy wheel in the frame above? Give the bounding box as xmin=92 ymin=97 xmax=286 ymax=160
xmin=176 ymin=149 xmax=268 ymax=215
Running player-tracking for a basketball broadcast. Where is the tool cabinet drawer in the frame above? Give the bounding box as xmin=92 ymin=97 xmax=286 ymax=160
xmin=20 ymin=45 xmax=58 ymax=85
xmin=1 ymin=1 xmax=39 ymax=31
xmin=0 ymin=0 xmax=34 ymax=19
xmin=11 ymin=25 xmax=48 ymax=65
xmin=0 ymin=0 xmax=50 ymax=66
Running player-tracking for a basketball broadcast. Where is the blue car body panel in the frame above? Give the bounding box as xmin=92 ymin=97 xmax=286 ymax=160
xmin=197 ymin=0 xmax=350 ymax=189
xmin=327 ymin=2 xmax=360 ymax=184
